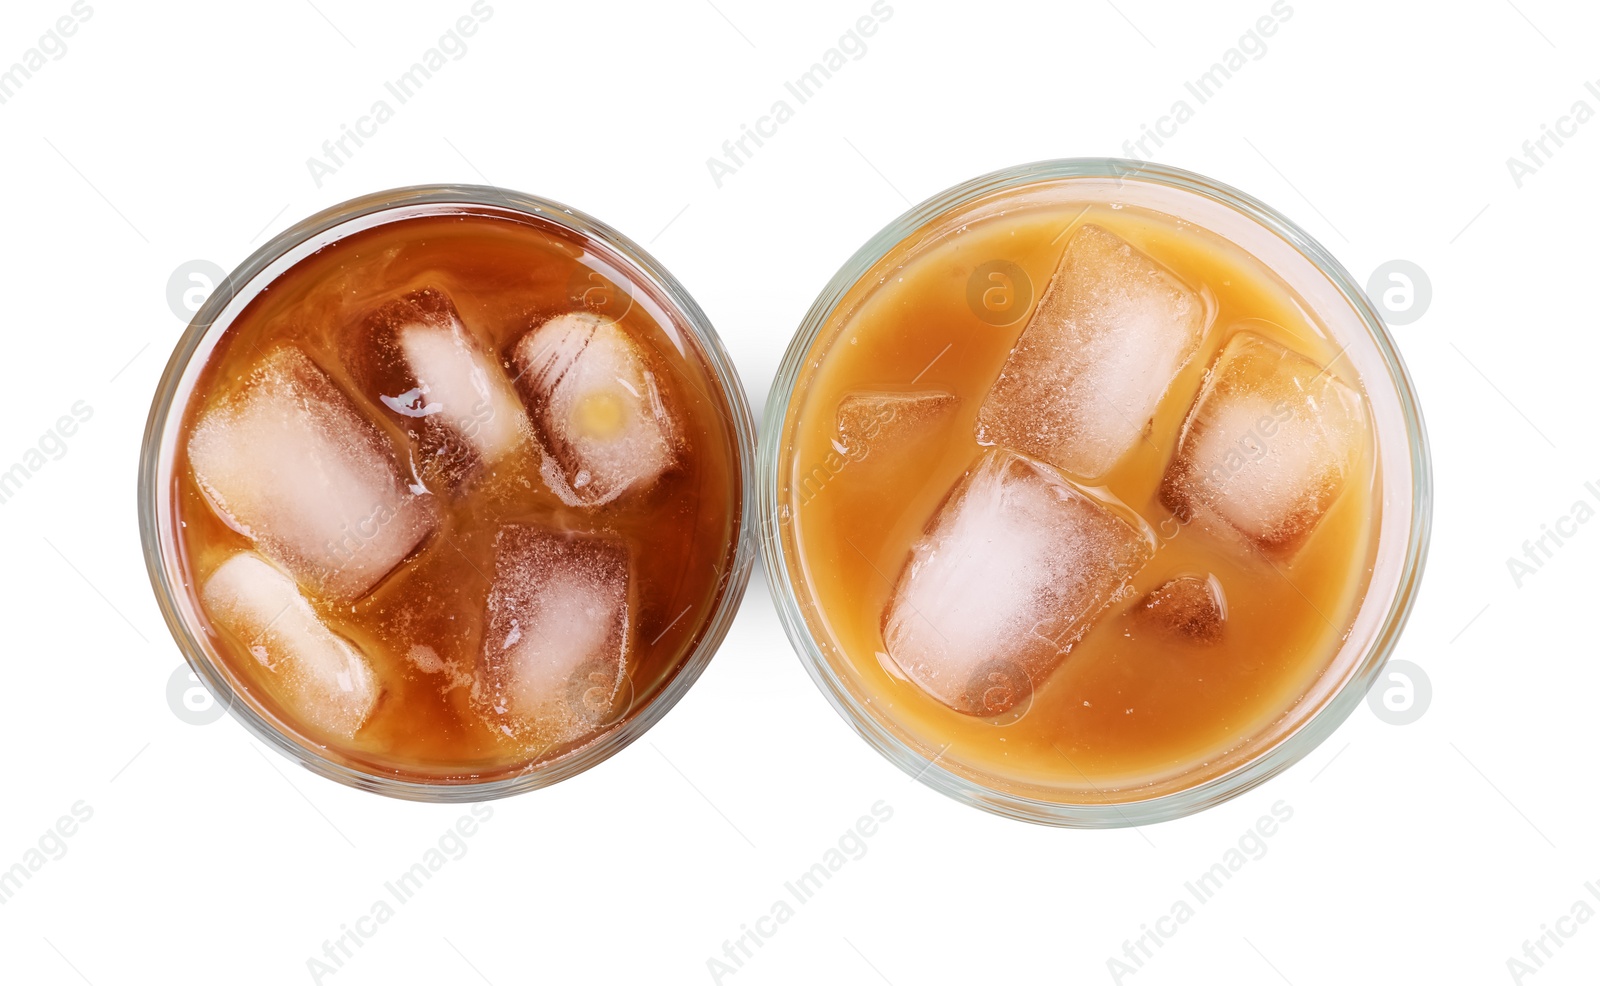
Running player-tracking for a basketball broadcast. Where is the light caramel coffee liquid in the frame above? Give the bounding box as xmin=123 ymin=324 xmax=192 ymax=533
xmin=781 ymin=199 xmax=1379 ymax=795
xmin=166 ymin=211 xmax=742 ymax=782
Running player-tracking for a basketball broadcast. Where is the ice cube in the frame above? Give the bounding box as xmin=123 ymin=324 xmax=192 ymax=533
xmin=511 ymin=312 xmax=678 ymax=506
xmin=475 ymin=525 xmax=631 ymax=746
xmin=882 ymin=448 xmax=1153 ymax=716
xmin=835 ymin=391 xmax=957 ymax=461
xmin=1133 ymin=574 xmax=1226 ymax=643
xmin=1159 ymin=331 xmax=1365 ymax=553
xmin=187 ymin=346 xmax=438 ymax=600
xmin=345 ymin=287 xmax=530 ymax=489
xmin=201 ymin=552 xmax=378 ymax=737
xmin=975 ymin=224 xmax=1208 ymax=478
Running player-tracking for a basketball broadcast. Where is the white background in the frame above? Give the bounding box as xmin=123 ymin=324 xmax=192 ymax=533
xmin=0 ymin=0 xmax=1594 ymax=983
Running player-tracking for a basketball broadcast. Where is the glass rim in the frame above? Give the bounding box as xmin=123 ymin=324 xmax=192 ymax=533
xmin=757 ymin=157 xmax=1433 ymax=827
xmin=138 ymin=183 xmax=758 ymax=802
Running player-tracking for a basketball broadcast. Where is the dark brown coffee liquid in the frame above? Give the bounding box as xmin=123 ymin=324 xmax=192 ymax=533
xmin=166 ymin=210 xmax=742 ymax=782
